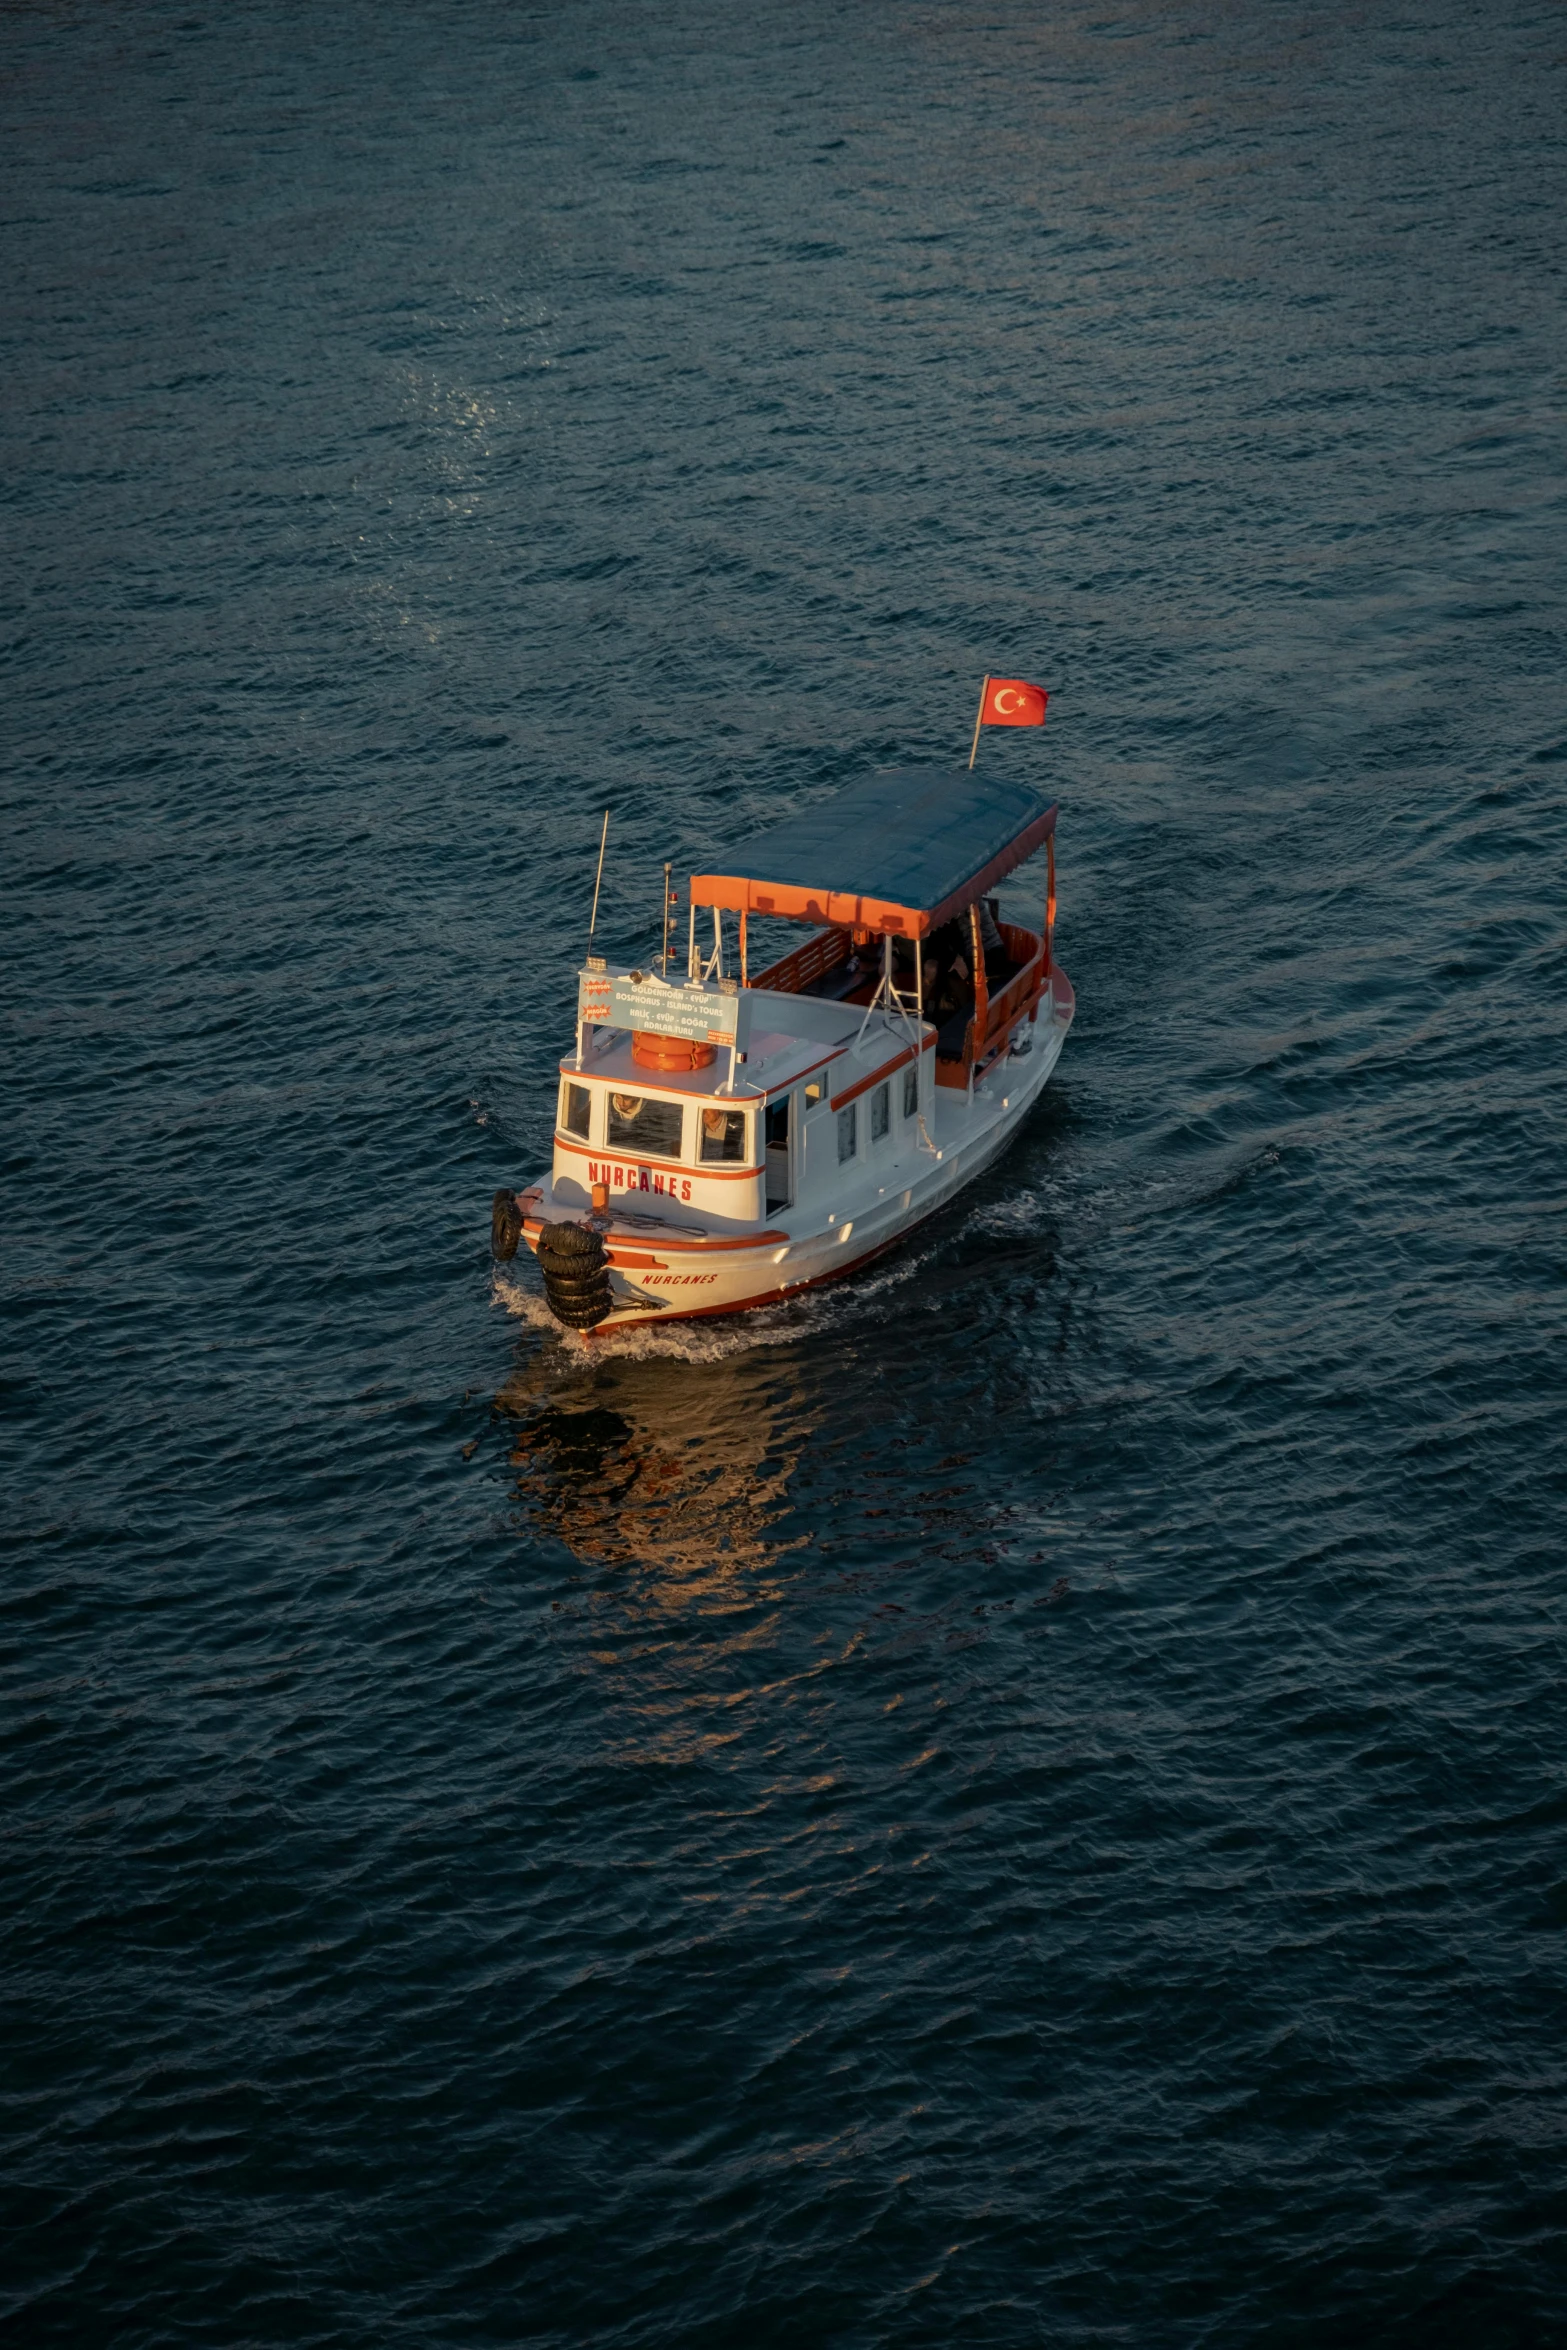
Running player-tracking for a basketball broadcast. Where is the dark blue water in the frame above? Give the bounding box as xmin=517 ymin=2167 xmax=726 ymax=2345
xmin=5 ymin=3 xmax=1565 ymax=2340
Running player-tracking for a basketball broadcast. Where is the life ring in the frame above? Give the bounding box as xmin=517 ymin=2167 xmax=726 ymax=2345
xmin=632 ymin=1030 xmax=716 ymax=1071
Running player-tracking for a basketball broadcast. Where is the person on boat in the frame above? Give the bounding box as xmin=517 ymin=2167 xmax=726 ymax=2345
xmin=927 ymin=919 xmax=973 ymax=1019
xmin=700 ymin=1105 xmax=747 ymax=1163
xmin=924 ymin=906 xmax=1009 ymax=1016
xmin=938 ymin=953 xmax=971 ymax=1019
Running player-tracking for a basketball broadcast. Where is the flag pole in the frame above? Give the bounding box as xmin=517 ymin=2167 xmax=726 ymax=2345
xmin=967 ymin=675 xmax=989 ymax=772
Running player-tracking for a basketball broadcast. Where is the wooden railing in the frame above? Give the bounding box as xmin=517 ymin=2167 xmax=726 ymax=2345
xmin=755 ymin=915 xmax=1044 ymax=1087
xmin=750 ymin=926 xmax=852 ymax=996
xmin=935 ymin=921 xmax=1044 ymax=1084
xmin=988 ymin=922 xmax=1046 ymax=1047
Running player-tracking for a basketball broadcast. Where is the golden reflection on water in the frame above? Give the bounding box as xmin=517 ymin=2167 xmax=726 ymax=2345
xmin=495 ymin=1335 xmax=819 ymax=1590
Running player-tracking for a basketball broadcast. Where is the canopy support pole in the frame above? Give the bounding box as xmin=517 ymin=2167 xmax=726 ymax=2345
xmin=969 ymin=900 xmax=989 ymax=1093
xmin=855 ymin=930 xmax=922 ymax=1057
xmin=1045 ymin=834 xmax=1056 ymax=979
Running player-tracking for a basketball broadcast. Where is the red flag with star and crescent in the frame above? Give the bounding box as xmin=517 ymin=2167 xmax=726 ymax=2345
xmin=981 ymin=676 xmax=1048 ymax=728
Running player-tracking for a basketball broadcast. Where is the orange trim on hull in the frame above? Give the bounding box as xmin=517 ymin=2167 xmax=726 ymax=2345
xmin=582 ymin=1230 xmax=908 ymax=1334
xmin=523 ymin=1218 xmax=786 ymax=1254
xmin=828 ymin=1033 xmax=934 ymax=1114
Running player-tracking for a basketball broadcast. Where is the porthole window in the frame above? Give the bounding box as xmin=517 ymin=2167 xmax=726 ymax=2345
xmin=871 ymin=1083 xmax=890 ymax=1143
xmin=700 ymin=1107 xmax=748 ymax=1163
xmin=837 ymin=1102 xmax=857 ymax=1164
xmin=606 ymin=1092 xmax=684 ymax=1158
xmin=560 ymin=1082 xmax=592 ymax=1140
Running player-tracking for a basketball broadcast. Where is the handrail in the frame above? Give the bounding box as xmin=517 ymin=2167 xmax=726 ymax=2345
xmin=954 ymin=922 xmax=1043 ymax=1066
xmin=760 ymin=918 xmax=1043 ymax=1069
xmin=749 ymin=925 xmax=851 ymax=996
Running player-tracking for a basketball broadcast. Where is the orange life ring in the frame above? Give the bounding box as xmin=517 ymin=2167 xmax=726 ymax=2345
xmin=632 ymin=1030 xmax=716 ymax=1071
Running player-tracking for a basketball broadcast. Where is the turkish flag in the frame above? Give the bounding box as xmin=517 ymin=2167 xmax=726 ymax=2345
xmin=982 ymin=677 xmax=1048 ymax=728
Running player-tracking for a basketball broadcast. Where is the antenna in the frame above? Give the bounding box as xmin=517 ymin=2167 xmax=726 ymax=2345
xmin=660 ymin=861 xmax=674 ymax=977
xmin=586 ymin=810 xmax=609 ymax=958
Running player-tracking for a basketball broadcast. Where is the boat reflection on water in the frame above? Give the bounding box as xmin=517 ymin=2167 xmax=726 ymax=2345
xmin=494 ymin=1329 xmax=815 ymax=1587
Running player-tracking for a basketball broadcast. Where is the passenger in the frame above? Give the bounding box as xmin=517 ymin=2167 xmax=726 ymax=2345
xmin=927 ymin=919 xmax=972 ymax=1017
xmin=700 ymin=1105 xmax=746 ymax=1163
xmin=937 ymin=950 xmax=972 ymax=1018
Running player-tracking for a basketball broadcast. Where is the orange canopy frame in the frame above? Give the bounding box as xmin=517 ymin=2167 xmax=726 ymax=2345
xmin=689 ymin=766 xmax=1057 ymax=943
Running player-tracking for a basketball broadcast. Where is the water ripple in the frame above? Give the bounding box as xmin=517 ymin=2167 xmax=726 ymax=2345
xmin=4 ymin=0 xmax=1567 ymax=2341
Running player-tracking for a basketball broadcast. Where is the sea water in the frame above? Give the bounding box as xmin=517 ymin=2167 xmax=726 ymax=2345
xmin=3 ymin=3 xmax=1565 ymax=2340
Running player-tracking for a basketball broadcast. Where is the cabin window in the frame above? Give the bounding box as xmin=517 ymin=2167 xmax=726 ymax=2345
xmin=837 ymin=1102 xmax=857 ymax=1164
xmin=560 ymin=1082 xmax=592 ymax=1140
xmin=903 ymin=1063 xmax=919 ymax=1119
xmin=804 ymin=1071 xmax=831 ymax=1111
xmin=607 ymin=1092 xmax=684 ymax=1159
xmin=871 ymin=1083 xmax=890 ymax=1143
xmin=700 ymin=1107 xmax=748 ymax=1163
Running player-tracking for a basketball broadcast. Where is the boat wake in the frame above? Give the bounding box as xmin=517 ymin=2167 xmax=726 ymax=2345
xmin=491 ymin=1234 xmax=936 ymax=1367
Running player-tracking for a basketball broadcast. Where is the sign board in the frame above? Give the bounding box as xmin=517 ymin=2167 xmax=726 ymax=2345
xmin=578 ymin=970 xmax=750 ymax=1053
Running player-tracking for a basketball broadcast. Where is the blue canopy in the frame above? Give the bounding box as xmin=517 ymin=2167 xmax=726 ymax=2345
xmin=690 ymin=767 xmax=1057 ymax=940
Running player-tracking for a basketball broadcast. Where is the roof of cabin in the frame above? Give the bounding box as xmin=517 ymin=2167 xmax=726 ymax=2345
xmin=688 ymin=766 xmax=1057 ymax=939
xmin=563 ymin=1007 xmax=868 ymax=1101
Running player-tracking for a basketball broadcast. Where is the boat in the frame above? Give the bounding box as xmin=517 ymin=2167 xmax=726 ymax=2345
xmin=491 ymin=760 xmax=1074 ymax=1334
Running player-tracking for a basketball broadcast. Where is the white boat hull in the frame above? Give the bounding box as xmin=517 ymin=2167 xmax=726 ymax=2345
xmin=515 ymin=964 xmax=1073 ymax=1336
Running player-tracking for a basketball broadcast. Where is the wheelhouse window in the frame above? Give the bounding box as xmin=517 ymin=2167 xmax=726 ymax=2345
xmin=607 ymin=1092 xmax=684 ymax=1159
xmin=804 ymin=1071 xmax=831 ymax=1111
xmin=902 ymin=1063 xmax=919 ymax=1119
xmin=871 ymin=1083 xmax=890 ymax=1143
xmin=560 ymin=1081 xmax=592 ymax=1140
xmin=837 ymin=1102 xmax=857 ymax=1163
xmin=700 ymin=1107 xmax=748 ymax=1163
